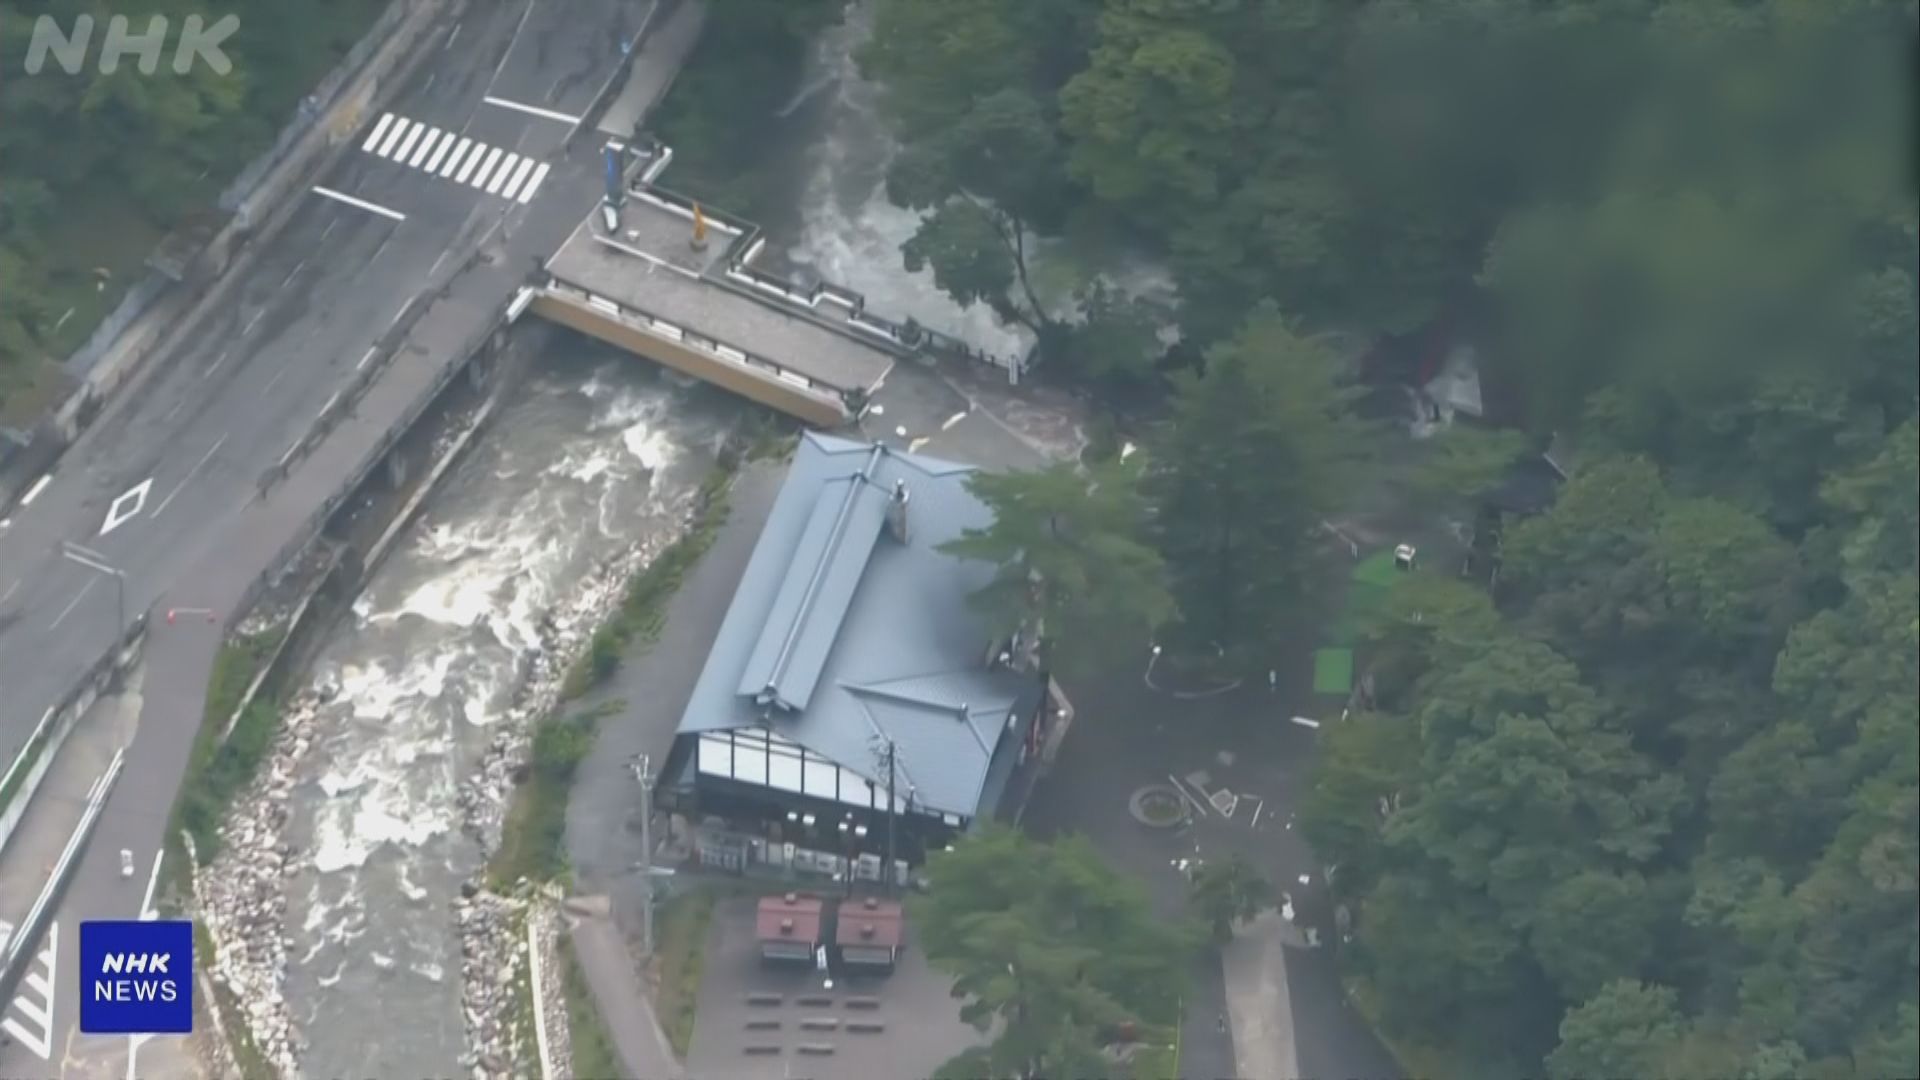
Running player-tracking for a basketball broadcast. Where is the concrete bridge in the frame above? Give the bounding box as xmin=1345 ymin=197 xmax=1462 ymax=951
xmin=531 ymin=140 xmax=1027 ymax=427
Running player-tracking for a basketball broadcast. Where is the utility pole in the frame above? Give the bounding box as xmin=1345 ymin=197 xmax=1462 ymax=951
xmin=884 ymin=738 xmax=898 ymax=896
xmin=632 ymin=753 xmax=656 ymax=957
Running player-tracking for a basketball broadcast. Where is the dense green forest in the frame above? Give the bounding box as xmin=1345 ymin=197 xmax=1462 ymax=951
xmin=865 ymin=0 xmax=1918 ymax=1075
xmin=0 ymin=0 xmax=384 ymax=413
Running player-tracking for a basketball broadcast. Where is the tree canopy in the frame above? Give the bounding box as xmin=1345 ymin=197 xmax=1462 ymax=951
xmin=0 ymin=0 xmax=387 ymax=408
xmin=915 ymin=828 xmax=1193 ymax=1079
xmin=866 ymin=0 xmax=1919 ymax=1074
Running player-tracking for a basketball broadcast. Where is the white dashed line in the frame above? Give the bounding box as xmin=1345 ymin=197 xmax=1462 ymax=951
xmin=481 ymin=95 xmax=582 ymax=125
xmin=153 ymin=435 xmax=227 ymax=519
xmin=312 ymin=186 xmax=406 ymax=222
xmin=20 ymin=474 xmax=52 ymax=506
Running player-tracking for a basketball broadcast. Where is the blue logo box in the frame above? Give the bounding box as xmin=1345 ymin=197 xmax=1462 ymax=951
xmin=78 ymin=920 xmax=194 ymax=1034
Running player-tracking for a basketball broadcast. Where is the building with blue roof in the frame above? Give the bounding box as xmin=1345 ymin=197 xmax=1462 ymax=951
xmin=660 ymin=433 xmax=1052 ymax=874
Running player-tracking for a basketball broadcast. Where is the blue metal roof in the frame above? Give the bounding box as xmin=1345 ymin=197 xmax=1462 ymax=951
xmin=678 ymin=433 xmax=1037 ymax=819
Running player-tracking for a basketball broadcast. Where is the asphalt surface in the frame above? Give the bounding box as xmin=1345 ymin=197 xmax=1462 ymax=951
xmin=0 ymin=2 xmax=658 ymax=1074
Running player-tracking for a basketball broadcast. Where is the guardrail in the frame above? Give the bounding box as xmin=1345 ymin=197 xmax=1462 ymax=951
xmin=0 ymin=618 xmax=147 ymax=859
xmin=0 ymin=747 xmax=127 ymax=1016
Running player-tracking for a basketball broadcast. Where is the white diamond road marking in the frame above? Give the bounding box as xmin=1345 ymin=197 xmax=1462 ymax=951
xmin=100 ymin=477 xmax=152 ymax=536
xmin=356 ymin=113 xmax=550 ymax=204
xmin=1 ymin=919 xmax=57 ymax=1060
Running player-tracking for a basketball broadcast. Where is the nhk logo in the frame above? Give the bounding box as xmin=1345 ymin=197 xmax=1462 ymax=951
xmin=79 ymin=920 xmax=194 ymax=1034
xmin=13 ymin=13 xmax=239 ymax=76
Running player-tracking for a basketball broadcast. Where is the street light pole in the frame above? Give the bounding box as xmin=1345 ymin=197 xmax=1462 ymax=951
xmin=60 ymin=543 xmax=126 ymax=633
xmin=884 ymin=738 xmax=897 ymax=896
xmin=632 ymin=753 xmax=655 ymax=957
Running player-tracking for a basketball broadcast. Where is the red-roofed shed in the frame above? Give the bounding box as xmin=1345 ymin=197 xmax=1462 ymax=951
xmin=836 ymin=895 xmax=904 ymax=971
xmin=756 ymin=892 xmax=824 ymax=964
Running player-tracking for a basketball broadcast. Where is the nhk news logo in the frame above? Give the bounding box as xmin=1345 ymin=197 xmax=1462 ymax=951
xmin=79 ymin=920 xmax=194 ymax=1035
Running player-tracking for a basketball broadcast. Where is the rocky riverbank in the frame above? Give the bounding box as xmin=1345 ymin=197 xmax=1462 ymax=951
xmin=193 ymin=474 xmax=709 ymax=1079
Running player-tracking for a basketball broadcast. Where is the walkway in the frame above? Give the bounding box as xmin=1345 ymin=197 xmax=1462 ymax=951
xmin=566 ymin=900 xmax=682 ymax=1080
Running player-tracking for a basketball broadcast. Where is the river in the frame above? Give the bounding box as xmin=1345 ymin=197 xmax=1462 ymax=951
xmin=272 ymin=7 xmax=1038 ymax=1076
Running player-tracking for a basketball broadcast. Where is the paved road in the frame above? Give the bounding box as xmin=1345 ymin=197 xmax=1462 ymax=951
xmin=0 ymin=2 xmax=661 ymax=1074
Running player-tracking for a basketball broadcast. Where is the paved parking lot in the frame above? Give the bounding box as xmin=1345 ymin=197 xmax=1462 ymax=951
xmin=685 ymin=895 xmax=985 ymax=1080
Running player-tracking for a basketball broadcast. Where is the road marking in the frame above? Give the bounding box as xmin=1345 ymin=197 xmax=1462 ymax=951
xmin=1 ymin=580 xmax=19 ymax=605
xmin=141 ymin=850 xmax=165 ymax=920
xmin=482 ymin=95 xmax=582 ymax=125
xmin=2 ymin=919 xmax=57 ymax=1059
xmin=375 ymin=115 xmax=411 ymax=157
xmin=50 ymin=578 xmax=96 ymax=630
xmin=312 ymin=186 xmax=406 ymax=222
xmin=361 ymin=112 xmax=395 ymax=152
xmin=444 ymin=20 xmax=460 ymax=49
xmin=357 ymin=345 xmax=380 ymax=371
xmin=392 ymin=122 xmax=426 ymax=163
xmin=201 ymin=348 xmax=231 ymax=381
xmin=469 ymin=147 xmax=504 ymax=189
xmin=408 ymin=127 xmax=444 ymax=168
xmin=485 ymin=153 xmax=521 ymax=195
xmin=941 ymin=410 xmax=969 ymax=431
xmin=101 ymin=478 xmax=153 ymax=536
xmin=243 ymin=309 xmax=265 ymax=335
xmin=281 ymin=258 xmax=307 ymax=289
xmin=1290 ymin=716 xmax=1321 ymax=729
xmin=423 ymin=130 xmax=457 ymax=174
xmin=20 ymin=473 xmax=52 ymax=506
xmin=454 ymin=143 xmax=486 ymax=184
xmin=153 ymin=435 xmax=227 ymax=519
xmin=500 ymin=156 xmax=537 ymax=201
xmin=517 ymin=162 xmax=550 ymax=204
xmin=439 ymin=137 xmax=474 ymax=178
xmin=263 ymin=360 xmax=292 ymax=394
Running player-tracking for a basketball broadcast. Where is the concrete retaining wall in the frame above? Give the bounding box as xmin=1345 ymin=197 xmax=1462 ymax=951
xmin=530 ymin=292 xmax=851 ymax=427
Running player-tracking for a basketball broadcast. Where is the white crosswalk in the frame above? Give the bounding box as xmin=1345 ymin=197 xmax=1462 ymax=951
xmin=359 ymin=112 xmax=551 ymax=204
xmin=1 ymin=919 xmax=58 ymax=1060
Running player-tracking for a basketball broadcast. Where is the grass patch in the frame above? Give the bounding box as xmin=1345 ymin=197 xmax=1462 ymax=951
xmin=194 ymin=921 xmax=276 ymax=1080
xmin=1312 ymin=647 xmax=1355 ymax=696
xmin=489 ymin=700 xmax=623 ymax=889
xmin=171 ymin=632 xmax=285 ymax=865
xmin=506 ymin=909 xmax=542 ymax=1078
xmin=559 ymin=465 xmax=735 ymax=700
xmin=1327 ymin=551 xmax=1403 ymax=647
xmin=558 ymin=934 xmax=624 ymax=1080
xmin=654 ymin=889 xmax=718 ymax=1058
